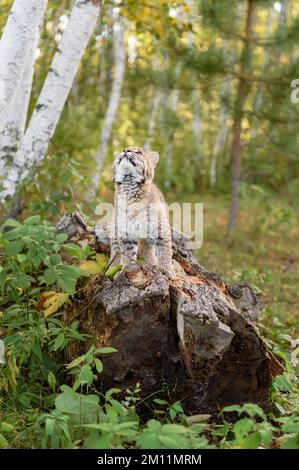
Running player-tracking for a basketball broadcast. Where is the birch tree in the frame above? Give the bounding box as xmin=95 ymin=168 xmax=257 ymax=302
xmin=90 ymin=9 xmax=126 ymax=196
xmin=209 ymin=80 xmax=230 ymax=188
xmin=2 ymin=0 xmax=102 ymax=201
xmin=0 ymin=0 xmax=48 ymax=133
xmin=164 ymin=62 xmax=181 ymax=189
xmin=144 ymin=88 xmax=162 ymax=151
xmin=144 ymin=53 xmax=162 ymax=151
xmin=0 ymin=21 xmax=41 ymax=182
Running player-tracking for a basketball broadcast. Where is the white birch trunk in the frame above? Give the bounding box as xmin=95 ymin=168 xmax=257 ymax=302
xmin=0 ymin=0 xmax=48 ymax=133
xmin=164 ymin=62 xmax=181 ymax=189
xmin=144 ymin=88 xmax=162 ymax=151
xmin=0 ymin=21 xmax=41 ymax=180
xmin=90 ymin=12 xmax=126 ymax=195
xmin=2 ymin=0 xmax=102 ymax=200
xmin=209 ymin=91 xmax=229 ymax=188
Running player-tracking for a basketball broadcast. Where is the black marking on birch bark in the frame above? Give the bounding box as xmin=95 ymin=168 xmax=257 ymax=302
xmin=49 ymin=67 xmax=60 ymax=77
xmin=35 ymin=103 xmax=46 ymax=111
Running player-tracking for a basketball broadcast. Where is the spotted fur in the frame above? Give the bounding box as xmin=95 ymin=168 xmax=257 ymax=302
xmin=110 ymin=147 xmax=174 ymax=278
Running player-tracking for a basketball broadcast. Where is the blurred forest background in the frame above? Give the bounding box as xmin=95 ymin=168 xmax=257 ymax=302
xmin=0 ymin=0 xmax=298 ymax=449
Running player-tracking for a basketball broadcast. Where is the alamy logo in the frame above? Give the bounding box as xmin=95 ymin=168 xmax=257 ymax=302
xmin=290 ymin=79 xmax=299 ymax=104
xmin=95 ymin=201 xmax=203 ymax=249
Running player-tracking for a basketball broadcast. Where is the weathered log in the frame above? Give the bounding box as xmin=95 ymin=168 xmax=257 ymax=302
xmin=57 ymin=212 xmax=283 ymax=415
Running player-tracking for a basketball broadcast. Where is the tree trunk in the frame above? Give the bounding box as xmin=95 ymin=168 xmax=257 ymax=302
xmin=0 ymin=0 xmax=48 ymax=134
xmin=191 ymin=88 xmax=201 ymax=164
xmin=1 ymin=0 xmax=102 ymax=201
xmin=144 ymin=88 xmax=162 ymax=151
xmin=228 ymin=0 xmax=255 ymax=233
xmin=251 ymin=8 xmax=275 ymax=140
xmin=89 ymin=11 xmax=126 ymax=197
xmin=209 ymin=78 xmax=230 ymax=188
xmin=164 ymin=62 xmax=181 ymax=189
xmin=56 ymin=211 xmax=283 ymax=416
xmin=186 ymin=1 xmax=201 ymax=166
xmin=0 ymin=15 xmax=41 ymax=183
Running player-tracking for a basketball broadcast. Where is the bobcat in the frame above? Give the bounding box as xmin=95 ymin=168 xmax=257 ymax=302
xmin=109 ymin=147 xmax=175 ymax=278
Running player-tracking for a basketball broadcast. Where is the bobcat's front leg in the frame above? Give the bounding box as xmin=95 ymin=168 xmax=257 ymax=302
xmin=156 ymin=237 xmax=175 ymax=279
xmin=109 ymin=238 xmax=122 ymax=266
xmin=119 ymin=238 xmax=138 ymax=267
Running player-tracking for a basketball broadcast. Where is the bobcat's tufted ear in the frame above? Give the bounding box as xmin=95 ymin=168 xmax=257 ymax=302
xmin=147 ymin=151 xmax=159 ymax=167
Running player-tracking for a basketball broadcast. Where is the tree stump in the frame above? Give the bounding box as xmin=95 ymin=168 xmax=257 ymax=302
xmin=57 ymin=212 xmax=283 ymax=416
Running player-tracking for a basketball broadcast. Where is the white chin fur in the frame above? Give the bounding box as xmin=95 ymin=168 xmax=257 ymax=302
xmin=114 ymin=158 xmax=141 ymax=183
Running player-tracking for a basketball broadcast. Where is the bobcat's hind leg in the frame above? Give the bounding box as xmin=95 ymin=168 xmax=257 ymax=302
xmin=155 ymin=237 xmax=175 ymax=279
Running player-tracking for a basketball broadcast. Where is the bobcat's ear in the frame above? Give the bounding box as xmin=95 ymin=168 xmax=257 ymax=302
xmin=147 ymin=151 xmax=159 ymax=167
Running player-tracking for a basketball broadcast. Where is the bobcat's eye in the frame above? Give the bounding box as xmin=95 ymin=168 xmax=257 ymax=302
xmin=135 ymin=148 xmax=142 ymax=154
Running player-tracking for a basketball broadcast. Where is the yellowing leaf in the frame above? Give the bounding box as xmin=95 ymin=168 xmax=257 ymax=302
xmin=95 ymin=253 xmax=109 ymax=270
xmin=43 ymin=292 xmax=69 ymax=317
xmin=37 ymin=291 xmax=56 ymax=310
xmin=79 ymin=260 xmax=105 ymax=275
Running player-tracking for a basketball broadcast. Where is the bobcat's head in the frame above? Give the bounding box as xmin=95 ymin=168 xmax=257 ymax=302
xmin=113 ymin=147 xmax=159 ymax=185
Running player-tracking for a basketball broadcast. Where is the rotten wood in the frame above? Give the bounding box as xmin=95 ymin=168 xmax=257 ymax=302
xmin=57 ymin=211 xmax=283 ymax=415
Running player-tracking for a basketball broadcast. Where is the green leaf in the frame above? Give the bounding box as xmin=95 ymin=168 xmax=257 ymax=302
xmin=233 ymin=418 xmax=253 ymax=439
xmin=0 ymin=433 xmax=8 ymax=448
xmin=97 ymin=347 xmax=118 ymax=354
xmin=281 ymin=422 xmax=299 ymax=433
xmin=59 ymin=265 xmax=83 ymax=279
xmin=109 ymin=399 xmax=125 ymax=417
xmin=49 ymin=254 xmax=62 ymax=266
xmin=106 ymin=265 xmax=123 ymax=279
xmin=105 ymin=388 xmax=122 ymax=401
xmin=2 ymin=219 xmax=21 ymax=228
xmin=0 ymin=422 xmax=15 ymax=433
xmin=161 ymin=424 xmax=189 ymax=434
xmin=24 ymin=215 xmax=41 ymax=225
xmin=282 ymin=435 xmax=299 ymax=449
xmin=94 ymin=358 xmax=103 ymax=373
xmin=273 ymin=375 xmax=293 ymax=392
xmin=67 ymin=355 xmax=85 ymax=369
xmin=2 ymin=228 xmax=20 ymax=241
xmin=243 ymin=432 xmax=261 ymax=449
xmin=57 ymin=275 xmax=76 ymax=294
xmin=48 ymin=371 xmax=56 ymax=392
xmin=63 ymin=243 xmax=85 ymax=259
xmin=159 ymin=433 xmax=188 ymax=449
xmin=6 ymin=240 xmax=25 ymax=256
xmin=222 ymin=405 xmax=243 ymax=415
xmin=84 ymin=430 xmax=113 ymax=449
xmin=153 ymin=399 xmax=168 ymax=405
xmin=56 ymin=233 xmax=68 ymax=243
xmin=44 ymin=268 xmax=57 ymax=285
xmin=53 ymin=332 xmax=65 ymax=351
